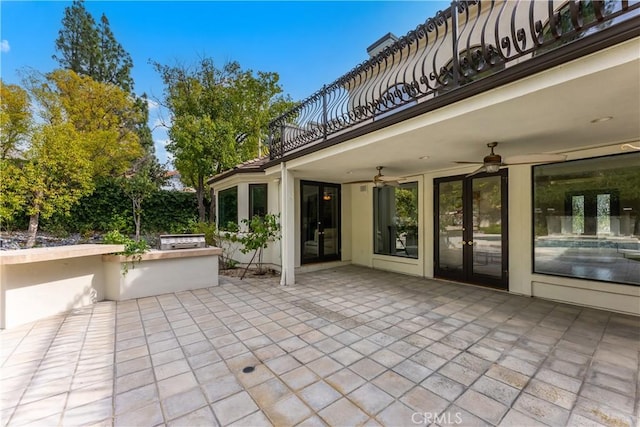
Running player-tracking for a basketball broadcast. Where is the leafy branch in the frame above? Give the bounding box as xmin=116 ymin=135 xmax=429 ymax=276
xmin=237 ymin=213 xmax=280 ymax=279
xmin=103 ymin=229 xmax=148 ymax=275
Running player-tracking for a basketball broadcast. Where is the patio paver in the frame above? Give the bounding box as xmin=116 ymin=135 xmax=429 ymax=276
xmin=1 ymin=265 xmax=638 ymax=426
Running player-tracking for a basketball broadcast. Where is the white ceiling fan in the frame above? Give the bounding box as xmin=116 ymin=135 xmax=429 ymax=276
xmin=454 ymin=142 xmax=567 ymax=177
xmin=345 ymin=166 xmax=404 ymax=187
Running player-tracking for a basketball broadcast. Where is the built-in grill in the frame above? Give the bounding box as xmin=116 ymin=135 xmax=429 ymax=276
xmin=158 ymin=234 xmax=206 ymax=250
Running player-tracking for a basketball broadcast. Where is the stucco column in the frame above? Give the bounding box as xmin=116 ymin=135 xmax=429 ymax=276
xmin=280 ymin=163 xmax=295 ymax=285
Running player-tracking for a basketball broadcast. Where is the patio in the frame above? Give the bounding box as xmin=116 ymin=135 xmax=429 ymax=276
xmin=1 ymin=265 xmax=638 ymax=427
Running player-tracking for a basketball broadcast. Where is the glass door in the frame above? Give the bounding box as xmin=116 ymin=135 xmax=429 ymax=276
xmin=301 ymin=181 xmax=341 ymax=264
xmin=434 ymin=170 xmax=508 ymax=289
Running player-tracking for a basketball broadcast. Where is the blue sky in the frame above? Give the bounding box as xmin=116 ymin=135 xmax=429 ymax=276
xmin=1 ymin=1 xmax=448 ymax=165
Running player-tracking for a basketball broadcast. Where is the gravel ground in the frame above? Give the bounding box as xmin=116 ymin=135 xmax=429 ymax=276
xmin=0 ymin=231 xmax=103 ymax=250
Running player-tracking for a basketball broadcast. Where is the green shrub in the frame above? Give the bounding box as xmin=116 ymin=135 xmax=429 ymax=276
xmin=187 ymin=220 xmax=244 ymax=270
xmin=103 ymin=230 xmax=149 ymax=275
xmin=189 ymin=221 xmax=217 ymax=246
xmin=103 ymin=230 xmax=149 ymax=256
xmin=237 ymin=214 xmax=281 ymax=278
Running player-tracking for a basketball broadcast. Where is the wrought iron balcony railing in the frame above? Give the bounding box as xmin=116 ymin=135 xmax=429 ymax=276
xmin=268 ymin=0 xmax=639 ymax=160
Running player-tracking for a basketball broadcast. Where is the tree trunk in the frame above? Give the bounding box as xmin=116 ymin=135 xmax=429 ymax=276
xmin=257 ymin=248 xmax=264 ymax=274
xmin=209 ymin=187 xmax=215 ymax=224
xmin=26 ymin=211 xmax=40 ymax=249
xmin=241 ymin=249 xmax=259 ymax=280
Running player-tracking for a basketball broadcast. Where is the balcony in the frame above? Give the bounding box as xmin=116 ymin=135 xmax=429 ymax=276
xmin=268 ymin=0 xmax=640 ymax=160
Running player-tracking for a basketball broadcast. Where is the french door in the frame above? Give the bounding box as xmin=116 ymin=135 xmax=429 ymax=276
xmin=434 ymin=170 xmax=508 ymax=289
xmin=301 ymin=181 xmax=341 ymax=264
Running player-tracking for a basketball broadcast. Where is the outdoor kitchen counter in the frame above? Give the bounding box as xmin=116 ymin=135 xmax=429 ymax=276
xmin=102 ymin=246 xmax=223 ymax=301
xmin=0 ymin=244 xmax=125 ymax=329
xmin=0 ymin=245 xmax=223 ymax=329
xmin=0 ymin=244 xmax=125 ymax=265
xmin=101 ymin=246 xmax=221 ymax=262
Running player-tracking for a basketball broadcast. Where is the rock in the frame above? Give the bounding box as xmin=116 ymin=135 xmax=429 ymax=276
xmin=0 ymin=238 xmax=21 ymax=250
xmin=0 ymin=231 xmax=90 ymax=249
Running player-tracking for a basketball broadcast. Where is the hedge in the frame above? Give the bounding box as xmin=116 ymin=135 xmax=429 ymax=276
xmin=38 ymin=178 xmax=204 ymax=236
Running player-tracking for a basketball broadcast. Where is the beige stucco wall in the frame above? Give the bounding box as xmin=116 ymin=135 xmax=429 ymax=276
xmin=294 ymin=178 xmax=301 ymax=267
xmin=103 ymin=249 xmax=220 ymax=301
xmin=341 ymin=184 xmax=353 ymax=262
xmin=0 ymin=245 xmax=124 ymax=329
xmin=350 ymin=183 xmax=374 ymax=268
xmin=1 ymin=255 xmax=107 ymax=329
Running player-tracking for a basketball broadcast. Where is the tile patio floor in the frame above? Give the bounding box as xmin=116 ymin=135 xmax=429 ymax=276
xmin=1 ymin=265 xmax=638 ymax=427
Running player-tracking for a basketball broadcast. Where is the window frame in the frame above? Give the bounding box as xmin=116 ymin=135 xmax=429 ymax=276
xmin=531 ymin=152 xmax=640 ymax=286
xmin=248 ymin=183 xmax=268 ymax=220
xmin=373 ymin=181 xmax=419 ymax=259
xmin=217 ymin=186 xmax=238 ymax=230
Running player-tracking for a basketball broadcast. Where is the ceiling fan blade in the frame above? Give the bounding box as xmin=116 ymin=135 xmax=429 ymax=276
xmin=466 ymin=165 xmax=487 ymax=177
xmin=454 ymin=161 xmax=484 ymax=164
xmin=344 ymin=180 xmax=373 ymax=185
xmin=503 ymin=153 xmax=567 ymax=165
xmin=378 ymin=175 xmax=404 ymax=182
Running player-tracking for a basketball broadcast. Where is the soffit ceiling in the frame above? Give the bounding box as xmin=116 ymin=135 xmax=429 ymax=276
xmin=280 ymin=44 xmax=640 ymax=184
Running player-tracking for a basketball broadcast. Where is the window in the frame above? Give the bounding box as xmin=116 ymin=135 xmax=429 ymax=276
xmin=374 ymin=182 xmax=418 ymax=258
xmin=218 ymin=186 xmax=238 ymax=230
xmin=533 ymin=153 xmax=640 ymax=285
xmin=249 ymin=184 xmax=268 ymax=219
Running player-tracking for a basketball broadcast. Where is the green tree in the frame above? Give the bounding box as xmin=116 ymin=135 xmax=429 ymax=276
xmin=54 ymin=0 xmax=152 ymax=153
xmin=1 ymin=160 xmax=28 ymax=229
xmin=53 ymin=0 xmax=132 ymax=93
xmin=95 ymin=13 xmax=134 ymax=93
xmin=53 ymin=0 xmax=99 ymax=78
xmin=0 ymin=81 xmax=32 ymax=228
xmin=120 ymin=155 xmax=166 ymax=241
xmin=8 ymin=69 xmax=144 ymax=245
xmin=170 ymin=113 xmax=235 ymax=221
xmin=22 ymin=123 xmax=93 ymax=247
xmin=27 ymin=69 xmax=143 ymax=178
xmin=154 ymin=58 xmax=293 ymax=221
xmin=0 ymin=81 xmax=31 ymax=160
xmin=134 ymin=94 xmax=155 ymax=152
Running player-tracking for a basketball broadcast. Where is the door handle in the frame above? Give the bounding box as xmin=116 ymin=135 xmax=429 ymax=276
xmin=468 ymin=241 xmax=474 ymax=245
